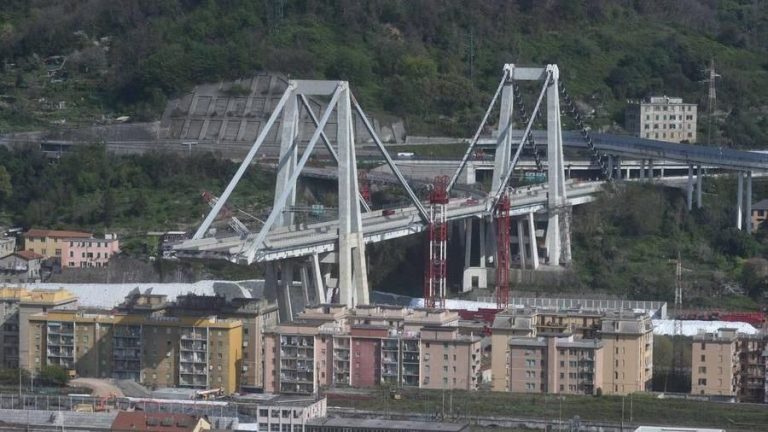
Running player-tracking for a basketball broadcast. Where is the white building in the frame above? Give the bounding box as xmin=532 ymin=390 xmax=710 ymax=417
xmin=625 ymin=96 xmax=697 ymax=143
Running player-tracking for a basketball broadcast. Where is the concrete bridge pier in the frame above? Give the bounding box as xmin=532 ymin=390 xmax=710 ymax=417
xmin=648 ymin=159 xmax=654 ymax=180
xmin=686 ymin=164 xmax=694 ymax=210
xmin=746 ymin=170 xmax=753 ymax=233
xmin=696 ymin=164 xmax=703 ymax=208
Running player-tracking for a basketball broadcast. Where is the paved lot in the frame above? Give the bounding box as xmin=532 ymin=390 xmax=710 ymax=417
xmin=69 ymin=378 xmax=124 ymax=397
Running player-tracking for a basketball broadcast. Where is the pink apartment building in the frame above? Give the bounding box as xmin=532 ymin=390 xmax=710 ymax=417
xmin=62 ymin=234 xmax=120 ymax=268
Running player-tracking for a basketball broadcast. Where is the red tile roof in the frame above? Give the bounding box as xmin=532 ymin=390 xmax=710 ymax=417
xmin=111 ymin=412 xmax=207 ymax=432
xmin=24 ymin=229 xmax=92 ymax=239
xmin=15 ymin=250 xmax=44 ymax=260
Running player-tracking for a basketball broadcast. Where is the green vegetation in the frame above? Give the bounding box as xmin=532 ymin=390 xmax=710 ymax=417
xmin=1 ymin=1 xmax=768 ymax=144
xmin=329 ymin=387 xmax=767 ymax=431
xmin=38 ymin=365 xmax=69 ymax=387
xmin=0 ymin=144 xmax=273 ymax=254
xmin=572 ymin=180 xmax=768 ymax=304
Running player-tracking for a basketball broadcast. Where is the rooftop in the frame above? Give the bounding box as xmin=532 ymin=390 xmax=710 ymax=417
xmin=111 ymin=412 xmax=208 ymax=432
xmin=306 ymin=417 xmax=467 ymax=431
xmin=14 ymin=250 xmax=45 ymax=261
xmin=24 ymin=228 xmax=92 ymax=239
xmin=752 ymin=198 xmax=768 ymax=211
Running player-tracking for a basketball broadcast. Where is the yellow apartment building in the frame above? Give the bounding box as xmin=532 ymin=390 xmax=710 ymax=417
xmin=24 ymin=310 xmax=243 ymax=393
xmin=690 ymin=328 xmax=740 ymax=397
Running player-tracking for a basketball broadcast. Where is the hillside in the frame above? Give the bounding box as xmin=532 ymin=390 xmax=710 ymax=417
xmin=1 ymin=1 xmax=768 ymax=145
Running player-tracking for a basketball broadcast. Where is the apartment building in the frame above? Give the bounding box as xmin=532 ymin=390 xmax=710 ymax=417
xmin=502 ymin=334 xmax=603 ymax=395
xmin=0 ymin=236 xmax=15 ymax=258
xmin=600 ymin=311 xmax=654 ymax=394
xmin=0 ymin=287 xmax=79 ymax=370
xmin=0 ymin=251 xmax=44 ymax=283
xmin=264 ymin=305 xmax=481 ymax=394
xmin=251 ymin=395 xmax=327 ymax=432
xmin=691 ymin=328 xmax=740 ymax=397
xmin=24 ymin=309 xmax=243 ymax=393
xmin=690 ymin=329 xmax=768 ymax=402
xmin=625 ymin=96 xmax=698 ymax=143
xmin=491 ymin=307 xmax=652 ymax=395
xmin=23 ymin=229 xmax=120 ymax=268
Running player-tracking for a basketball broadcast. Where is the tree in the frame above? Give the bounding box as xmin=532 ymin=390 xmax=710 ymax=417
xmin=39 ymin=365 xmax=70 ymax=386
xmin=741 ymin=258 xmax=768 ymax=300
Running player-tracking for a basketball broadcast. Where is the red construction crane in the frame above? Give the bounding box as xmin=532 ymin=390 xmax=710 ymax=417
xmin=495 ymin=193 xmax=511 ymax=309
xmin=424 ymin=176 xmax=449 ymax=309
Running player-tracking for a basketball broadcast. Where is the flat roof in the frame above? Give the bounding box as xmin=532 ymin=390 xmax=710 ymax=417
xmin=307 ymin=417 xmax=467 ymax=431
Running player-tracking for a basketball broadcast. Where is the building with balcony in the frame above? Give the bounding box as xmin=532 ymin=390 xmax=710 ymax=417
xmin=0 ymin=287 xmax=78 ymax=370
xmin=24 ymin=310 xmax=243 ymax=393
xmin=491 ymin=307 xmax=653 ymax=395
xmin=625 ymin=96 xmax=698 ymax=143
xmin=264 ymin=305 xmax=481 ymax=395
xmin=690 ymin=328 xmax=768 ymax=403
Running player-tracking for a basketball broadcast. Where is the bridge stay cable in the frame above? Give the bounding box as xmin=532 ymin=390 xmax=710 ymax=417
xmin=238 ymin=84 xmax=345 ymax=264
xmin=446 ymin=68 xmax=510 ymax=193
xmin=192 ymin=83 xmax=295 ymax=240
xmin=297 ymin=94 xmax=372 ymax=212
xmin=559 ymin=81 xmax=611 ymax=180
xmin=351 ymin=95 xmax=431 ymax=223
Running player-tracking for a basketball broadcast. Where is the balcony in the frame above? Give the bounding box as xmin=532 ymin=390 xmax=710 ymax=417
xmin=180 ymin=330 xmax=207 ymax=341
xmin=180 ymin=341 xmax=208 ymax=351
xmin=179 ymin=354 xmax=206 ymax=363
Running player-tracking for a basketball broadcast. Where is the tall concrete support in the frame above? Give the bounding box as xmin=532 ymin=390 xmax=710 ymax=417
xmin=686 ymin=164 xmax=694 ymax=211
xmin=310 ymin=253 xmax=326 ymax=304
xmin=746 ymin=171 xmax=753 ymax=233
xmin=607 ymin=156 xmax=614 ymax=180
xmin=527 ymin=212 xmax=539 ymax=269
xmin=492 ymin=65 xmax=515 ymax=193
xmin=615 ymin=156 xmax=622 ymax=180
xmin=517 ymin=219 xmax=527 ymax=269
xmin=337 ymin=83 xmax=369 ymax=307
xmin=737 ymin=172 xmax=744 ymax=230
xmin=274 ymin=94 xmax=300 ymax=227
xmin=648 ymin=159 xmax=654 ymax=180
xmin=479 ymin=219 xmax=487 ymax=268
xmin=640 ymin=159 xmax=646 ymax=179
xmin=464 ymin=219 xmax=473 ymax=269
xmin=696 ymin=164 xmax=703 ymax=208
xmin=545 ymin=65 xmax=568 ymax=266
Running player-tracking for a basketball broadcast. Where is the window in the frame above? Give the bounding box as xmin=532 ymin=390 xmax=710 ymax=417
xmin=698 ymin=366 xmax=707 ymax=374
xmin=698 ymin=378 xmax=707 ymax=385
xmin=701 ymin=355 xmax=705 ymax=362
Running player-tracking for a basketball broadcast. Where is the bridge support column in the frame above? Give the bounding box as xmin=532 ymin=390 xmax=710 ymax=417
xmin=517 ymin=219 xmax=527 ymax=269
xmin=311 ymin=253 xmax=327 ymax=304
xmin=491 ymin=65 xmax=515 ymax=193
xmin=737 ymin=172 xmax=744 ymax=230
xmin=607 ymin=156 xmax=614 ymax=180
xmin=640 ymin=159 xmax=646 ymax=180
xmin=696 ymin=164 xmax=703 ymax=209
xmin=648 ymin=159 xmax=654 ymax=180
xmin=464 ymin=219 xmax=473 ymax=269
xmin=545 ymin=65 xmax=567 ymax=266
xmin=337 ymin=83 xmax=369 ymax=307
xmin=615 ymin=157 xmax=622 ymax=180
xmin=746 ymin=170 xmax=753 ymax=233
xmin=528 ymin=212 xmax=539 ymax=269
xmin=686 ymin=164 xmax=694 ymax=211
xmin=479 ymin=219 xmax=487 ymax=268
